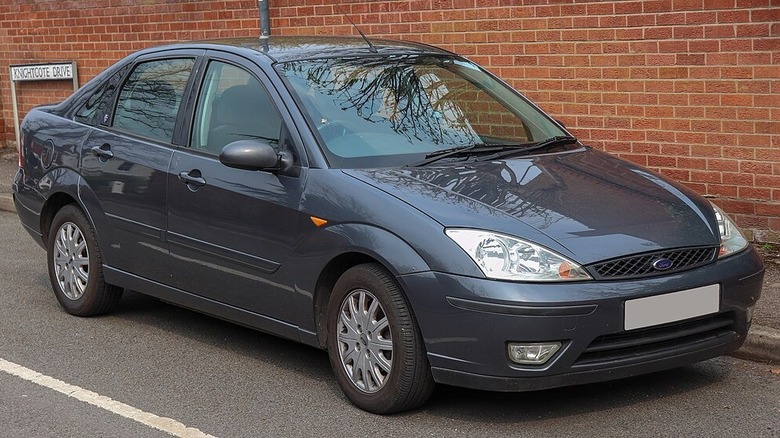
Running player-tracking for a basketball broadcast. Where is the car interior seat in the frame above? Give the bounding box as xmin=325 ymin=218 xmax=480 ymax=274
xmin=207 ymin=81 xmax=282 ymax=154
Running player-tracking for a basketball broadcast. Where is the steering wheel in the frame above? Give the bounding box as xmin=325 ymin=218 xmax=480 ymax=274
xmin=317 ymin=119 xmax=351 ymax=141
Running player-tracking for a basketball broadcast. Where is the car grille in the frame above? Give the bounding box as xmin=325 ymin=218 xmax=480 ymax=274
xmin=573 ymin=312 xmax=736 ymax=367
xmin=588 ymin=246 xmax=718 ymax=280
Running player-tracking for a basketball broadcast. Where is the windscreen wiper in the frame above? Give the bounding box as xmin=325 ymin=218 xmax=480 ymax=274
xmin=478 ymin=135 xmax=578 ymax=161
xmin=408 ymin=143 xmax=520 ymax=167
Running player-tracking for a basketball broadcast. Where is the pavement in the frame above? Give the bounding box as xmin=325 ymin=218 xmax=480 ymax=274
xmin=0 ymin=147 xmax=777 ymax=364
xmin=0 ymin=149 xmax=14 ymax=213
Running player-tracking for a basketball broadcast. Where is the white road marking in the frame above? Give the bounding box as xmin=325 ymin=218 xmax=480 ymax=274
xmin=0 ymin=358 xmax=217 ymax=438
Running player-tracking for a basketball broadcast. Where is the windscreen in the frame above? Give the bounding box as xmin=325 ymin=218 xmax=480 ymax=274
xmin=277 ymin=55 xmax=567 ymax=168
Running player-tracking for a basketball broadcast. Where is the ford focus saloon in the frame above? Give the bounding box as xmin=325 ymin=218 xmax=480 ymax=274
xmin=13 ymin=36 xmax=764 ymax=414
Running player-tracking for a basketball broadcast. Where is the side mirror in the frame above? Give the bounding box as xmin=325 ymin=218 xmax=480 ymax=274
xmin=219 ymin=139 xmax=291 ymax=172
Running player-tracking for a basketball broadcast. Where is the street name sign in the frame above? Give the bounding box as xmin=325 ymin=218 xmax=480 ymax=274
xmin=10 ymin=63 xmax=75 ymax=81
xmin=8 ymin=61 xmax=79 ymax=148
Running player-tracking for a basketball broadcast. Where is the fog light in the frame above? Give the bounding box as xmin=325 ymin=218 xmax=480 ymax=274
xmin=508 ymin=342 xmax=561 ymax=365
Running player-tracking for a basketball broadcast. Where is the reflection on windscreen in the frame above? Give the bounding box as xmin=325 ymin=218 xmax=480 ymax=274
xmin=278 ymin=56 xmax=563 ymax=168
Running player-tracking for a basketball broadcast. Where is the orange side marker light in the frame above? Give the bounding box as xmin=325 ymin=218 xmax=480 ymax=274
xmin=310 ymin=216 xmax=328 ymax=227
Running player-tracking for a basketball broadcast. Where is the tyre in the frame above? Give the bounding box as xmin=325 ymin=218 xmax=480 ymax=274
xmin=47 ymin=204 xmax=122 ymax=316
xmin=326 ymin=263 xmax=434 ymax=414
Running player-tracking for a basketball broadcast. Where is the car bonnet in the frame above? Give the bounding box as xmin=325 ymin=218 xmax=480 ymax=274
xmin=343 ymin=148 xmax=720 ymax=265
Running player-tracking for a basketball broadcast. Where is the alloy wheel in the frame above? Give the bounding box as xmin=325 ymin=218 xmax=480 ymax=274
xmin=336 ymin=288 xmax=394 ymax=393
xmin=53 ymin=222 xmax=90 ymax=300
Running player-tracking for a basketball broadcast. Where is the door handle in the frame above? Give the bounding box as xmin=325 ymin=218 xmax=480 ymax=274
xmin=178 ymin=170 xmax=206 ymax=189
xmin=91 ymin=144 xmax=114 ymax=160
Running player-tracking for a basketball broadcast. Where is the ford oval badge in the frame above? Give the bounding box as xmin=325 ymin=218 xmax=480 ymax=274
xmin=652 ymin=258 xmax=674 ymax=271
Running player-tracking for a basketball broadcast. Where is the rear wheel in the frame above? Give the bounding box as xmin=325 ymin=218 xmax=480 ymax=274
xmin=47 ymin=204 xmax=122 ymax=316
xmin=326 ymin=263 xmax=434 ymax=414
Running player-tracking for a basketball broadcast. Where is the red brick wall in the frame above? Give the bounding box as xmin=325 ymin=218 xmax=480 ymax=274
xmin=0 ymin=0 xmax=778 ymax=241
xmin=0 ymin=0 xmax=260 ymax=145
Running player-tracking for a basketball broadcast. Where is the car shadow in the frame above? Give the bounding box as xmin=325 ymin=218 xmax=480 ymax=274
xmin=110 ymin=289 xmax=333 ymax=374
xmin=110 ymin=288 xmax=732 ymax=421
xmin=419 ymin=362 xmax=731 ymax=422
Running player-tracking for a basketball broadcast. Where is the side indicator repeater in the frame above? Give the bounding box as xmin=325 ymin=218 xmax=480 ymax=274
xmin=310 ymin=216 xmax=328 ymax=227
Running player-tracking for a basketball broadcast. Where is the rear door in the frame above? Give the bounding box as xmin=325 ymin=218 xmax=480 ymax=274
xmin=165 ymin=53 xmax=309 ymax=322
xmin=80 ymin=52 xmax=199 ymax=282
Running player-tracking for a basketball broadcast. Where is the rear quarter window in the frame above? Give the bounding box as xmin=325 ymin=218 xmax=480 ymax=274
xmin=74 ymin=64 xmax=131 ymax=126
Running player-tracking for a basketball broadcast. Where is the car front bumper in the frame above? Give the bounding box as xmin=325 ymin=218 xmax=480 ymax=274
xmin=397 ymin=246 xmax=764 ymax=391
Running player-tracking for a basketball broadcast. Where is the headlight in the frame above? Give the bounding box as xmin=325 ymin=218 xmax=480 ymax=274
xmin=712 ymin=203 xmax=748 ymax=258
xmin=446 ymin=229 xmax=591 ymax=282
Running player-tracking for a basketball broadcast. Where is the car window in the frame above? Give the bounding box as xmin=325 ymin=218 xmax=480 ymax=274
xmin=191 ymin=60 xmax=282 ymax=154
xmin=113 ymin=58 xmax=195 ymax=143
xmin=278 ymin=56 xmax=566 ymax=168
xmin=74 ymin=64 xmax=131 ymax=126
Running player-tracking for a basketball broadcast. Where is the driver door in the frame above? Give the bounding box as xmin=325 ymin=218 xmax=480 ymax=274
xmin=165 ymin=56 xmax=307 ymax=323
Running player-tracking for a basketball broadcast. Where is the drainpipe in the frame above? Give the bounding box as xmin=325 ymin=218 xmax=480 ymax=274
xmin=258 ymin=0 xmax=271 ymax=39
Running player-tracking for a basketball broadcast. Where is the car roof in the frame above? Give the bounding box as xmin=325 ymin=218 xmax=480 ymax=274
xmin=139 ymin=36 xmax=454 ymax=63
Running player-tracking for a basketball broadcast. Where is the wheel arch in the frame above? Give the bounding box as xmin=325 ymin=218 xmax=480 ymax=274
xmin=37 ymin=172 xmax=112 ymax=267
xmin=313 ymin=252 xmax=377 ymax=348
xmin=39 ymin=192 xmax=79 ymax=244
xmin=307 ymin=223 xmax=432 ymax=349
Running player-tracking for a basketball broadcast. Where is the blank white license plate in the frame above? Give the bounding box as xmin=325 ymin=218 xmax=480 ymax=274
xmin=624 ymin=284 xmax=720 ymax=331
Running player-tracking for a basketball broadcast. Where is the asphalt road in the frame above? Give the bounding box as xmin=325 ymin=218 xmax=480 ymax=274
xmin=0 ymin=210 xmax=778 ymax=438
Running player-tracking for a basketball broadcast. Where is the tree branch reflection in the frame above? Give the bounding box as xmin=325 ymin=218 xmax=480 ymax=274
xmin=282 ymin=56 xmax=482 ymax=148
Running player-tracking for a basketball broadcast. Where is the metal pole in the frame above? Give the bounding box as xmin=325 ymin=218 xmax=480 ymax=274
xmin=71 ymin=61 xmax=79 ymax=91
xmin=258 ymin=0 xmax=270 ymax=39
xmin=9 ymin=69 xmax=20 ymax=150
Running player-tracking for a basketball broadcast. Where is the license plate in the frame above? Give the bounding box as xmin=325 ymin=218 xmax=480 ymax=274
xmin=624 ymin=284 xmax=720 ymax=331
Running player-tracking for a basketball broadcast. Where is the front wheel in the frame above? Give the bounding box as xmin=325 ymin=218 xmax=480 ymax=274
xmin=326 ymin=263 xmax=434 ymax=414
xmin=47 ymin=204 xmax=122 ymax=316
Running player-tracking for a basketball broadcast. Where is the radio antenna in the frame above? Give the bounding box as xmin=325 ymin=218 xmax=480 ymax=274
xmin=336 ymin=4 xmax=377 ymax=53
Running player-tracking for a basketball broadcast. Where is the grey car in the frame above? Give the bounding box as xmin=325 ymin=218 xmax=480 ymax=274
xmin=13 ymin=36 xmax=764 ymax=414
